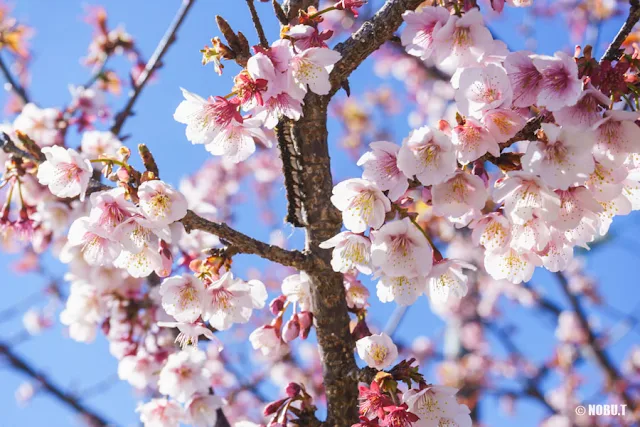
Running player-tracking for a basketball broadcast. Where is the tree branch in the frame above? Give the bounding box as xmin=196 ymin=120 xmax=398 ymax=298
xmin=0 ymin=341 xmax=113 ymax=426
xmin=0 ymin=53 xmax=29 ymax=105
xmin=555 ymin=272 xmax=637 ymax=411
xmin=600 ymin=0 xmax=640 ymax=62
xmin=245 ymin=0 xmax=270 ymax=48
xmin=110 ymin=0 xmax=196 ymax=136
xmin=180 ymin=210 xmax=311 ymax=269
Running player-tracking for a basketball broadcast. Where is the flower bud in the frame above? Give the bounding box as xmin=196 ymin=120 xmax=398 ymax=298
xmin=269 ymin=295 xmax=287 ymax=316
xmin=263 ymin=398 xmax=287 ymax=416
xmin=285 ymin=382 xmax=301 ymax=398
xmin=282 ymin=315 xmax=300 ymax=343
xmin=298 ymin=311 xmax=313 ymax=339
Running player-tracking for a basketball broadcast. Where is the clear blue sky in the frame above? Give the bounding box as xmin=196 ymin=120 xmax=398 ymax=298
xmin=0 ymin=1 xmax=638 ymax=426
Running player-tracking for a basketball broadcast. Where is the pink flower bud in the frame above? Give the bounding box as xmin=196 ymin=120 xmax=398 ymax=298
xmin=282 ymin=315 xmax=300 ymax=343
xmin=285 ymin=382 xmax=301 ymax=398
xmin=334 ymin=0 xmax=367 ymax=18
xmin=298 ymin=311 xmax=313 ymax=339
xmin=269 ymin=295 xmax=287 ymax=316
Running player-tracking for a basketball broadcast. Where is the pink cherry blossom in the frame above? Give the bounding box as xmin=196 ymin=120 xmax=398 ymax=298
xmin=65 ymin=217 xmax=121 ymax=266
xmin=456 ymin=64 xmax=513 ymax=118
xmin=319 ymin=231 xmax=372 ymax=274
xmin=159 ymin=274 xmax=205 ymax=323
xmin=432 ymin=171 xmax=488 ymax=222
xmin=358 ymin=141 xmax=409 ymax=201
xmin=504 ymin=51 xmax=542 ymax=108
xmin=481 ymin=108 xmax=526 ymax=143
xmin=138 ymin=180 xmax=188 ymax=226
xmin=554 ymin=86 xmax=608 ymax=128
xmin=290 ymin=47 xmax=342 ymax=96
xmin=397 ymin=126 xmax=457 ymax=186
xmin=433 ymin=9 xmax=494 ymax=69
xmin=451 ymin=118 xmax=499 ymax=164
xmin=202 ymin=272 xmax=267 ymax=330
xmin=80 ymin=130 xmax=123 ymax=169
xmin=187 ymin=395 xmax=224 ymax=427
xmin=469 ymin=212 xmax=512 ymax=252
xmin=158 ymin=320 xmax=222 ymax=350
xmin=281 ymin=272 xmax=312 ymax=311
xmin=428 ymin=259 xmax=476 ymax=303
xmin=521 ymin=123 xmax=595 ymax=190
xmin=36 ymin=146 xmax=93 ymax=201
xmin=158 ymin=348 xmax=211 ymax=402
xmin=13 ymin=103 xmax=62 ymax=147
xmin=355 ymin=333 xmax=398 ymax=370
xmin=137 ymin=398 xmax=184 ymax=427
xmin=484 ymin=247 xmax=539 ymax=283
xmin=88 ymin=187 xmax=136 ymax=233
xmin=532 ymin=52 xmax=582 ymax=112
xmin=400 ymin=7 xmax=450 ymax=60
xmin=249 ymin=325 xmax=282 ymax=356
xmin=585 ymin=161 xmax=628 ymax=202
xmin=552 ymin=187 xmax=602 ymax=231
xmin=593 ymin=110 xmax=640 ymax=168
xmin=493 ymin=171 xmax=561 ymax=224
xmin=376 ymin=274 xmax=427 ymax=306
xmin=371 ymin=218 xmax=433 ymax=277
xmin=118 ymin=351 xmax=162 ymax=390
xmin=331 ymin=178 xmax=391 ymax=233
xmin=204 ymin=116 xmax=273 ymax=163
xmin=403 ymin=386 xmax=469 ymax=427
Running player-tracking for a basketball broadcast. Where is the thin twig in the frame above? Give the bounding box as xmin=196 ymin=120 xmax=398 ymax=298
xmin=600 ymin=0 xmax=640 ymax=62
xmin=0 ymin=53 xmax=29 ymax=105
xmin=0 ymin=341 xmax=113 ymax=426
xmin=555 ymin=272 xmax=636 ymax=411
xmin=246 ymin=0 xmax=270 ymax=48
xmin=110 ymin=0 xmax=196 ymax=136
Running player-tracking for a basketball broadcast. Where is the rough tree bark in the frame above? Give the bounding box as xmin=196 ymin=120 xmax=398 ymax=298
xmin=279 ymin=1 xmax=425 ymax=425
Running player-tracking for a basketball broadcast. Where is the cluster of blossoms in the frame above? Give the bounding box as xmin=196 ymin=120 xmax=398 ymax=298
xmin=173 ymin=8 xmax=343 ymax=163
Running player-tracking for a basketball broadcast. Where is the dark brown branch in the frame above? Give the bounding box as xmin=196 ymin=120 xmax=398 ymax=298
xmin=246 ymin=0 xmax=270 ymax=48
xmin=555 ymin=272 xmax=637 ymax=411
xmin=0 ymin=341 xmax=113 ymax=426
xmin=0 ymin=53 xmax=29 ymax=105
xmin=180 ymin=210 xmax=311 ymax=269
xmin=600 ymin=0 xmax=640 ymax=62
xmin=110 ymin=0 xmax=196 ymax=136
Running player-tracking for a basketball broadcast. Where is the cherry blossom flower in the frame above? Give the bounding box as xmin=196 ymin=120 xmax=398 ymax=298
xmin=158 ymin=320 xmax=223 ymax=350
xmin=433 ymin=9 xmax=494 ymax=69
xmin=377 ymin=275 xmax=427 ymax=306
xmin=118 ymin=351 xmax=162 ymax=389
xmin=290 ymin=47 xmax=342 ymax=95
xmin=158 ymin=348 xmax=211 ymax=402
xmin=331 ymin=178 xmax=391 ymax=233
xmin=65 ymin=217 xmax=121 ymax=266
xmin=451 ymin=118 xmax=499 ymax=164
xmin=356 ymin=333 xmax=398 ymax=370
xmin=59 ymin=282 xmax=105 ymax=342
xmin=13 ymin=103 xmax=62 ymax=147
xmin=504 ymin=51 xmax=542 ymax=108
xmin=371 ymin=218 xmax=433 ymax=278
xmin=358 ymin=141 xmax=410 ymax=201
xmin=345 ymin=276 xmax=370 ymax=309
xmin=113 ymin=246 xmax=164 ymax=278
xmin=88 ymin=187 xmax=136 ymax=233
xmin=593 ymin=110 xmax=640 ymax=168
xmin=36 ymin=146 xmax=93 ymax=201
xmin=510 ymin=216 xmax=551 ymax=252
xmin=552 ymin=187 xmax=602 ymax=231
xmin=159 ymin=274 xmax=206 ymax=323
xmin=358 ymin=380 xmax=392 ymax=419
xmin=204 ymin=116 xmax=273 ymax=163
xmin=538 ymin=229 xmax=574 ymax=272
xmin=284 ymin=25 xmax=332 ymax=49
xmin=432 ymin=171 xmax=488 ymax=222
xmin=281 ymin=272 xmax=312 ymax=311
xmin=554 ymin=86 xmax=608 ymax=128
xmin=249 ymin=325 xmax=282 ymax=356
xmin=320 ymin=231 xmax=372 ymax=274
xmin=138 ymin=180 xmax=188 ymax=226
xmin=173 ymin=88 xmax=242 ymax=145
xmin=427 ymin=259 xmax=476 ymax=303
xmin=255 ymin=72 xmax=305 ymax=129
xmin=187 ymin=395 xmax=224 ymax=427
xmin=456 ymin=64 xmax=513 ymax=118
xmin=469 ymin=212 xmax=511 ymax=252
xmin=137 ymin=398 xmax=184 ymax=427
xmin=493 ymin=171 xmax=561 ymax=224
xmin=532 ymin=52 xmax=582 ymax=111
xmin=202 ymin=272 xmax=267 ymax=330
xmin=521 ymin=123 xmax=595 ymax=190
xmin=397 ymin=126 xmax=457 ymax=186
xmin=481 ymin=108 xmax=526 ymax=143
xmin=380 ymin=404 xmax=419 ymax=427
xmin=484 ymin=247 xmax=539 ymax=283
xmin=585 ymin=161 xmax=628 ymax=202
xmin=403 ymin=386 xmax=470 ymax=427
xmin=401 ymin=7 xmax=450 ymax=60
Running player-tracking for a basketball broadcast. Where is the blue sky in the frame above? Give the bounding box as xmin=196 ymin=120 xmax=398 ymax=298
xmin=0 ymin=1 xmax=638 ymax=426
